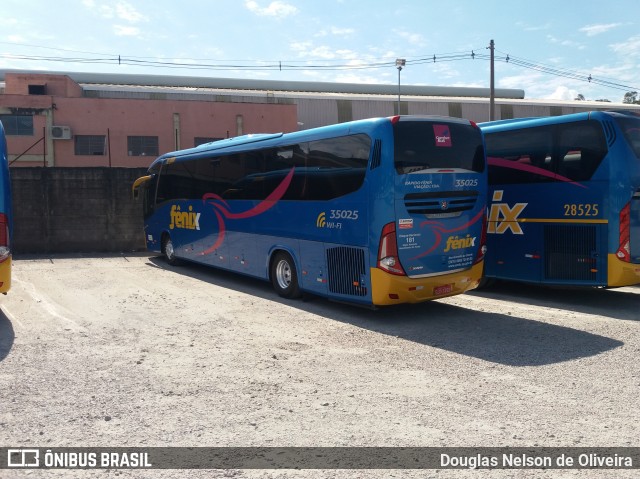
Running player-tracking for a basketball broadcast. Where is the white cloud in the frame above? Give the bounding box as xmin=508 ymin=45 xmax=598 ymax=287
xmin=610 ymin=35 xmax=640 ymax=57
xmin=245 ymin=1 xmax=298 ymax=17
xmin=515 ymin=21 xmax=551 ymax=32
xmin=290 ymin=41 xmax=360 ymax=61
xmin=394 ymin=29 xmax=427 ymax=47
xmin=331 ymin=27 xmax=355 ymax=36
xmin=307 ymin=46 xmax=337 ymax=60
xmin=316 ymin=27 xmax=355 ymax=38
xmin=0 ymin=17 xmax=19 ymax=28
xmin=580 ymin=23 xmax=622 ymax=36
xmin=85 ymin=0 xmax=147 ymax=23
xmin=546 ymin=35 xmax=584 ymax=49
xmin=290 ymin=41 xmax=312 ymax=54
xmin=544 ymin=85 xmax=580 ymax=100
xmin=115 ymin=1 xmax=147 ymax=23
xmin=113 ymin=25 xmax=140 ymax=36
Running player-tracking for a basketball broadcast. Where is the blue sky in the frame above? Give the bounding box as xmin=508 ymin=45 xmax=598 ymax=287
xmin=2 ymin=0 xmax=640 ymax=103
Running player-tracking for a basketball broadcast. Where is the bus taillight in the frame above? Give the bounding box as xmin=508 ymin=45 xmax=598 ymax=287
xmin=474 ymin=213 xmax=488 ymax=264
xmin=0 ymin=213 xmax=10 ymax=263
xmin=377 ymin=222 xmax=406 ymax=276
xmin=616 ymin=202 xmax=631 ymax=262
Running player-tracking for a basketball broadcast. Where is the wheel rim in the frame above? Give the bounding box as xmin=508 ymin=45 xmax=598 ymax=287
xmin=275 ymin=259 xmax=292 ymax=290
xmin=165 ymin=239 xmax=175 ymax=260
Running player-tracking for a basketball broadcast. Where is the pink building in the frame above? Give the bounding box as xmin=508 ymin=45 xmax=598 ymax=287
xmin=0 ymin=72 xmax=298 ymax=167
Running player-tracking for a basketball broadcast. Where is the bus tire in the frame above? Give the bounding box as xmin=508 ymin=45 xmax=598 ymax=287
xmin=271 ymin=251 xmax=302 ymax=299
xmin=162 ymin=234 xmax=180 ymax=266
xmin=476 ymin=277 xmax=495 ymax=289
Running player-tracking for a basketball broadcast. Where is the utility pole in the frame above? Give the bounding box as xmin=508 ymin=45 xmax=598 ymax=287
xmin=395 ymin=59 xmax=406 ymax=115
xmin=489 ymin=39 xmax=495 ymax=121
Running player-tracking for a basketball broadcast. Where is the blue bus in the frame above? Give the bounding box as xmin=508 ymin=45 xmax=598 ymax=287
xmin=133 ymin=116 xmax=487 ymax=306
xmin=0 ymin=120 xmax=12 ymax=294
xmin=480 ymin=110 xmax=640 ymax=287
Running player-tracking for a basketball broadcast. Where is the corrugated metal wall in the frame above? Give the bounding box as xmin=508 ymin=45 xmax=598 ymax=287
xmin=82 ymin=85 xmax=640 ymax=129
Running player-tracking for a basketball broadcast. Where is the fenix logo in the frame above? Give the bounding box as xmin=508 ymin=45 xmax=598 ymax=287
xmin=444 ymin=234 xmax=476 ymax=252
xmin=170 ymin=205 xmax=200 ymax=231
xmin=487 ymin=190 xmax=527 ymax=235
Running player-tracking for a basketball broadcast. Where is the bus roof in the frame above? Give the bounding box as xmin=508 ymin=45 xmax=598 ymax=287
xmin=149 ymin=115 xmax=480 ymax=170
xmin=148 ymin=116 xmax=395 ymax=169
xmin=479 ymin=109 xmax=640 ymax=133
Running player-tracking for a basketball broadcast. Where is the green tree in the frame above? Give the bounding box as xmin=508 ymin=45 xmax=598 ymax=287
xmin=623 ymin=91 xmax=640 ymax=104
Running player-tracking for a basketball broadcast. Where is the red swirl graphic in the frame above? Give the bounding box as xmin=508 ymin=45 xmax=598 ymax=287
xmin=488 ymin=157 xmax=587 ymax=188
xmin=200 ymin=167 xmax=296 ymax=255
xmin=411 ymin=209 xmax=484 ymax=260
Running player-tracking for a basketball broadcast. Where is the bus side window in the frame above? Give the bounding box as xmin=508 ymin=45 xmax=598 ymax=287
xmin=556 ymin=120 xmax=607 ymax=181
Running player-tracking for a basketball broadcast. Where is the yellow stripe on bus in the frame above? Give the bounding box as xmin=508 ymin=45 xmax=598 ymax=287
xmin=516 ymin=218 xmax=609 ymax=224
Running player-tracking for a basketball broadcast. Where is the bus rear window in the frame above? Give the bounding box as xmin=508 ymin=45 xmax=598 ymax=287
xmin=393 ymin=120 xmax=485 ymax=174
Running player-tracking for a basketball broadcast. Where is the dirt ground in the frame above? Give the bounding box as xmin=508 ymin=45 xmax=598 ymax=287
xmin=0 ymin=254 xmax=639 ymax=479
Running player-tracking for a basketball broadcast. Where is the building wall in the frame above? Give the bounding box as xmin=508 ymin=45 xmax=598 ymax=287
xmin=48 ymin=96 xmax=298 ymax=167
xmin=0 ymin=73 xmax=298 ymax=167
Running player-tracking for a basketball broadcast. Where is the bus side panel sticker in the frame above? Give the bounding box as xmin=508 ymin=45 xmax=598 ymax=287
xmin=200 ymin=167 xmax=296 ymax=255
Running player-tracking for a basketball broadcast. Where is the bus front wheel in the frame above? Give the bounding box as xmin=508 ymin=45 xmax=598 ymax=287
xmin=162 ymin=235 xmax=180 ymax=266
xmin=271 ymin=251 xmax=302 ymax=299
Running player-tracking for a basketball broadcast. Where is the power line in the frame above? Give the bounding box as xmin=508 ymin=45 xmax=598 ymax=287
xmin=2 ymin=42 xmax=639 ymax=95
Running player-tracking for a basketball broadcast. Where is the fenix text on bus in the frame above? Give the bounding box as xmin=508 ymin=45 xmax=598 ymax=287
xmin=133 ymin=116 xmax=488 ymax=306
xmin=0 ymin=120 xmax=12 ymax=294
xmin=480 ymin=110 xmax=640 ymax=287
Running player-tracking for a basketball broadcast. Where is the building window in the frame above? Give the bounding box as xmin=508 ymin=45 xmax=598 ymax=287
xmin=195 ymin=137 xmax=223 ymax=147
xmin=28 ymin=84 xmax=46 ymax=95
xmin=0 ymin=114 xmax=34 ymax=136
xmin=75 ymin=135 xmax=106 ymax=155
xmin=127 ymin=136 xmax=159 ymax=156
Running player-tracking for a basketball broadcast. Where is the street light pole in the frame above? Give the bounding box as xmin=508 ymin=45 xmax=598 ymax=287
xmin=489 ymin=39 xmax=495 ymax=121
xmin=395 ymin=58 xmax=406 ymax=115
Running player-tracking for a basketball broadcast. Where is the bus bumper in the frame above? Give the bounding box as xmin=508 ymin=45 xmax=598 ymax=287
xmin=607 ymin=254 xmax=640 ymax=287
xmin=370 ymin=262 xmax=484 ymax=306
xmin=0 ymin=256 xmax=11 ymax=294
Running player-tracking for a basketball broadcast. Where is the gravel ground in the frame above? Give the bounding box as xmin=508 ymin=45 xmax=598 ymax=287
xmin=0 ymin=254 xmax=638 ymax=479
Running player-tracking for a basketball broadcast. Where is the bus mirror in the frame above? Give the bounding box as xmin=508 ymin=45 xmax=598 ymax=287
xmin=132 ymin=175 xmax=151 ymax=200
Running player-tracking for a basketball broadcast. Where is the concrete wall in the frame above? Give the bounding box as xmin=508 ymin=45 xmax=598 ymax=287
xmin=11 ymin=167 xmax=148 ymax=254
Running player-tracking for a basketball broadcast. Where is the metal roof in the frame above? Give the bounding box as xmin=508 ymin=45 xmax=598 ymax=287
xmin=0 ymin=69 xmax=525 ymax=99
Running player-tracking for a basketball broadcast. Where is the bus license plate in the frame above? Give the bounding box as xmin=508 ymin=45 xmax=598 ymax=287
xmin=433 ymin=284 xmax=453 ymax=296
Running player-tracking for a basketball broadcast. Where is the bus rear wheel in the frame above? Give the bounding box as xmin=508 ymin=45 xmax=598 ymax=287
xmin=162 ymin=235 xmax=180 ymax=266
xmin=271 ymin=251 xmax=302 ymax=299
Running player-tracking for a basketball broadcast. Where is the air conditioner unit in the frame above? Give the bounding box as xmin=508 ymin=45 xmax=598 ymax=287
xmin=50 ymin=125 xmax=72 ymax=140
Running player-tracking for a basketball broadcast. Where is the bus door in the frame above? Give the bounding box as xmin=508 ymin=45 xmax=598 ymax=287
xmin=133 ymin=174 xmax=159 ymax=250
xmin=154 ymin=159 xmax=214 ymax=263
xmin=392 ymin=118 xmax=486 ymax=283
